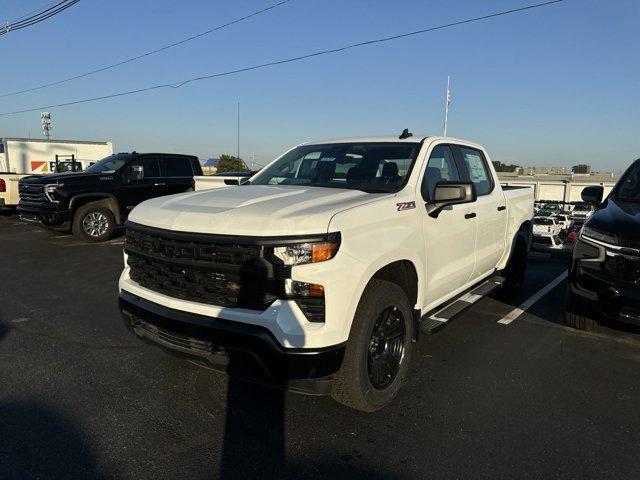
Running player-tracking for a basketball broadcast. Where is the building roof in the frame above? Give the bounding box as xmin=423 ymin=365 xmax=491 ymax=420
xmin=1 ymin=137 xmax=111 ymax=145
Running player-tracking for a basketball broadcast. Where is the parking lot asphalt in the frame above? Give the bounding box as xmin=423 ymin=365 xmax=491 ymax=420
xmin=1 ymin=214 xmax=639 ymax=480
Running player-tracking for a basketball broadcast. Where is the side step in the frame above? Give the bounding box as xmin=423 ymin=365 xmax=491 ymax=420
xmin=420 ymin=276 xmax=505 ymax=334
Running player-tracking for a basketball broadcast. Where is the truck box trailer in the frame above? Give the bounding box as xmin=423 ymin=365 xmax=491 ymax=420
xmin=0 ymin=138 xmax=113 ymax=208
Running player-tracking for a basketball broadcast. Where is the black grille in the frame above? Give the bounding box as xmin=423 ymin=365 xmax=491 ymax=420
xmin=618 ymin=234 xmax=640 ymax=250
xmin=604 ymin=255 xmax=640 ymax=286
xmin=18 ymin=183 xmax=46 ymax=204
xmin=125 ymin=227 xmax=282 ymax=310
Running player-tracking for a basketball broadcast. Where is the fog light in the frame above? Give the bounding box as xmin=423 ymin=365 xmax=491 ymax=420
xmin=284 ymin=279 xmax=324 ymax=297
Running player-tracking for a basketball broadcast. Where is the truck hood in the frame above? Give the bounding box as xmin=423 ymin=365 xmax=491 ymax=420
xmin=587 ymin=197 xmax=640 ymax=237
xmin=129 ymin=185 xmax=390 ymax=236
xmin=19 ymin=172 xmax=105 ymax=184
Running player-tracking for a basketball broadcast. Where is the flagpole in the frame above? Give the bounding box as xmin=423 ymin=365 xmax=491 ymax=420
xmin=443 ymin=75 xmax=450 ymax=137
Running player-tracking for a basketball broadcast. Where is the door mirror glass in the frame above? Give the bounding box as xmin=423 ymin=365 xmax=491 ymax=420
xmin=581 ymin=185 xmax=603 ymax=206
xmin=129 ymin=165 xmax=144 ymax=181
xmin=429 ymin=181 xmax=476 ymax=218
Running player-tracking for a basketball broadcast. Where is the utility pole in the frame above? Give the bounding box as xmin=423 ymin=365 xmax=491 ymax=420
xmin=443 ymin=76 xmax=451 ymax=137
xmin=41 ymin=112 xmax=52 ymax=140
xmin=237 ymin=101 xmax=240 ymax=160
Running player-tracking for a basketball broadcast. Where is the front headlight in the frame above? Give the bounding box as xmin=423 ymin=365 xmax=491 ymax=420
xmin=581 ymin=226 xmax=616 ymax=245
xmin=273 ymin=236 xmax=340 ymax=265
xmin=44 ymin=183 xmax=63 ymax=202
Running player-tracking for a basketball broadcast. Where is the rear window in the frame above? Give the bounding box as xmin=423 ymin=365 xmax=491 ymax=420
xmin=534 ymin=218 xmax=553 ymax=225
xmin=160 ymin=156 xmax=193 ymax=177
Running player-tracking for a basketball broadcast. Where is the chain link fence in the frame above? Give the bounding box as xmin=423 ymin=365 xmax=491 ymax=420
xmin=531 ymin=200 xmax=594 ymax=255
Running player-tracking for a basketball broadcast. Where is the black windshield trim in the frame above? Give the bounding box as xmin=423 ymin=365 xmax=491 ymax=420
xmin=251 ymin=140 xmax=425 ymax=194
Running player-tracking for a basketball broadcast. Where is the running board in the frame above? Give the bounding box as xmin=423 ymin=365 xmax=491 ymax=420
xmin=420 ymin=276 xmax=505 ymax=334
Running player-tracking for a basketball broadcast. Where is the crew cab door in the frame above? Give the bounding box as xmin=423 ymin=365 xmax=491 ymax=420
xmin=119 ymin=156 xmax=163 ymax=211
xmin=454 ymin=146 xmax=507 ymax=280
xmin=158 ymin=155 xmax=196 ymax=196
xmin=420 ymin=144 xmax=477 ymax=305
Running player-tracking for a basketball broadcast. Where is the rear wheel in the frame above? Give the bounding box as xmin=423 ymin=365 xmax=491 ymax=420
xmin=72 ymin=202 xmax=115 ymax=243
xmin=331 ymin=280 xmax=414 ymax=412
xmin=497 ymin=239 xmax=528 ymax=299
xmin=564 ymin=288 xmax=597 ymax=331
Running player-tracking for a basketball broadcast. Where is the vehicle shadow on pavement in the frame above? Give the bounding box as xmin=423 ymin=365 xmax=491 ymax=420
xmin=0 ymin=323 xmax=104 ymax=479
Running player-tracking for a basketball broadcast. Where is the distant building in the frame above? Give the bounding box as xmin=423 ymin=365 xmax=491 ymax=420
xmin=572 ymin=164 xmax=591 ymax=174
xmin=518 ymin=166 xmax=566 ymax=175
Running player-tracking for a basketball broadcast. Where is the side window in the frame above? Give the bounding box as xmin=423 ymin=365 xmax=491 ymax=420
xmin=160 ymin=156 xmax=193 ymax=177
xmin=421 ymin=145 xmax=460 ymax=200
xmin=459 ymin=147 xmax=492 ymax=196
xmin=131 ymin=156 xmax=160 ymax=178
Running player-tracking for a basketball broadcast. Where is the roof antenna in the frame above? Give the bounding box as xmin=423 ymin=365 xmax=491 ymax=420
xmin=399 ymin=128 xmax=413 ymax=139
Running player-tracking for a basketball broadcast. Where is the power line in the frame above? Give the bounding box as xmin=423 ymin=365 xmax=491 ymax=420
xmin=5 ymin=0 xmax=67 ymax=24
xmin=0 ymin=0 xmax=292 ymax=98
xmin=0 ymin=0 xmax=564 ymax=116
xmin=0 ymin=1 xmax=80 ymax=36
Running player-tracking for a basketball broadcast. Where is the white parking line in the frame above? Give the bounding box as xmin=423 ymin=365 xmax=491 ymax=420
xmin=497 ymin=270 xmax=568 ymax=325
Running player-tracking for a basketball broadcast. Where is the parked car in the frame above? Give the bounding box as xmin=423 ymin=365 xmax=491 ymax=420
xmin=118 ymin=133 xmax=534 ymax=411
xmin=565 ymin=158 xmax=640 ymax=330
xmin=17 ymin=152 xmax=202 ymax=242
xmin=570 ymin=203 xmax=594 ymax=221
xmin=531 ymin=233 xmax=564 ymax=252
xmin=566 ymin=225 xmax=581 ymax=243
xmin=533 ymin=216 xmax=562 ymax=235
xmin=555 ymin=214 xmax=571 ymax=231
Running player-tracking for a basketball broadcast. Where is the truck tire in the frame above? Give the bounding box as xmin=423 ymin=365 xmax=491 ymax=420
xmin=563 ymin=288 xmax=597 ymax=331
xmin=72 ymin=202 xmax=115 ymax=243
xmin=497 ymin=239 xmax=527 ymax=300
xmin=332 ymin=280 xmax=414 ymax=412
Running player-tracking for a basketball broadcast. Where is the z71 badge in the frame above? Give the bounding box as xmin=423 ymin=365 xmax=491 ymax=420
xmin=396 ymin=201 xmax=416 ymax=211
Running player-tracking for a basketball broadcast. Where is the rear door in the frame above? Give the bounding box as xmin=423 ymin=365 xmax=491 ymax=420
xmin=159 ymin=155 xmax=196 ymax=196
xmin=420 ymin=143 xmax=477 ymax=305
xmin=454 ymin=145 xmax=507 ymax=280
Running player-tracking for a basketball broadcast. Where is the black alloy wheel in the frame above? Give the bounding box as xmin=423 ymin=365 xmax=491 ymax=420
xmin=367 ymin=306 xmax=406 ymax=390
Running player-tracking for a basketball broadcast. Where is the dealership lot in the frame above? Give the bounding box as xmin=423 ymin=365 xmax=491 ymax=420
xmin=1 ymin=214 xmax=639 ymax=479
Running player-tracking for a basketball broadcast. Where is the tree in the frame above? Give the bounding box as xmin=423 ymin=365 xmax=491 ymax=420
xmin=217 ymin=154 xmax=248 ymax=173
xmin=492 ymin=160 xmax=519 ymax=173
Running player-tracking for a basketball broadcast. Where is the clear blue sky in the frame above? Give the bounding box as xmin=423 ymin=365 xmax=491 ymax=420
xmin=0 ymin=0 xmax=638 ymax=171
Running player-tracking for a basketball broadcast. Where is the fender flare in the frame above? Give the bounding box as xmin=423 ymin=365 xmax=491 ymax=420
xmin=69 ymin=193 xmax=122 ymax=224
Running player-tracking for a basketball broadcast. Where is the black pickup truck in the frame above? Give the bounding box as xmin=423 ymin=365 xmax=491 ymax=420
xmin=565 ymin=158 xmax=640 ymax=330
xmin=17 ymin=152 xmax=202 ymax=242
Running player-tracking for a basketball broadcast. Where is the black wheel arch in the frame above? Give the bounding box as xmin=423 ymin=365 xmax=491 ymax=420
xmin=69 ymin=194 xmax=122 ymax=224
xmin=368 ymin=260 xmax=419 ymax=340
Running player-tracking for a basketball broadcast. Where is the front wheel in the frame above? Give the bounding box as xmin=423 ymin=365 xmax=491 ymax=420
xmin=331 ymin=280 xmax=414 ymax=412
xmin=72 ymin=202 xmax=115 ymax=243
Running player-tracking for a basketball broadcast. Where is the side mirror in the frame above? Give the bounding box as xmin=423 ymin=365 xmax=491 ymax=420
xmin=581 ymin=185 xmax=603 ymax=206
xmin=129 ymin=165 xmax=144 ymax=181
xmin=428 ymin=181 xmax=476 ymax=218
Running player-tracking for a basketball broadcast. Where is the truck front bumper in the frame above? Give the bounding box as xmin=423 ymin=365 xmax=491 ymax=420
xmin=17 ymin=204 xmax=73 ymax=231
xmin=119 ymin=290 xmax=346 ymax=395
xmin=570 ymin=238 xmax=640 ymax=327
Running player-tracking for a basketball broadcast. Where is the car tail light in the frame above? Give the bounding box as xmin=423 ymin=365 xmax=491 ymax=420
xmin=0 ymin=179 xmax=5 ymax=192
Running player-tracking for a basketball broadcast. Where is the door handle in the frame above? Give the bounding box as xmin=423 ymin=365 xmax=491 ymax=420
xmin=497 ymin=205 xmax=506 ymax=211
xmin=464 ymin=212 xmax=477 ymax=219
xmin=153 ymin=182 xmax=166 ymax=186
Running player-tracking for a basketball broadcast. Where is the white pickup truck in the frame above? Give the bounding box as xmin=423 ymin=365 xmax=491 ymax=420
xmin=118 ymin=133 xmax=534 ymax=411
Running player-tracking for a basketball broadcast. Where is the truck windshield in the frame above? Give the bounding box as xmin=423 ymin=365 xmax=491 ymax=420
xmin=83 ymin=154 xmax=131 ymax=174
xmin=614 ymin=162 xmax=640 ymax=201
xmin=250 ymin=142 xmax=421 ymax=193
